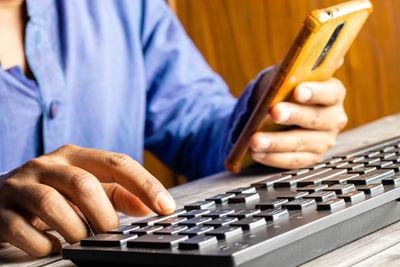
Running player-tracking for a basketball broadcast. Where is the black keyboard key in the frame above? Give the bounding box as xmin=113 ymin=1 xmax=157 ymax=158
xmin=385 ymin=156 xmax=400 ymax=163
xmin=227 ymin=209 xmax=261 ymax=219
xmin=308 ymin=163 xmax=326 ymax=169
xmin=254 ymin=209 xmax=289 ymax=221
xmin=367 ymin=161 xmax=394 ymax=169
xmin=178 ymin=217 xmax=212 ymax=227
xmin=371 ymin=152 xmax=396 ymax=159
xmin=357 ymin=151 xmax=380 ymax=158
xmin=178 ymin=209 xmax=210 ymax=218
xmin=131 ymin=209 xmax=185 ymax=226
xmin=346 ymin=156 xmax=366 ymax=163
xmin=276 ymin=191 xmax=309 ymax=200
xmin=154 ymin=225 xmax=188 ymax=235
xmin=202 ymin=209 xmax=235 ymax=218
xmin=226 ymin=187 xmax=256 ymax=195
xmin=322 ymin=174 xmax=360 ymax=185
xmin=282 ymin=169 xmax=309 ymax=175
xmin=348 ymin=169 xmax=395 ymax=185
xmin=205 ymin=226 xmax=243 ymax=240
xmin=179 ymin=226 xmax=215 ymax=237
xmin=107 ymin=225 xmax=139 ymax=234
xmin=230 ymin=217 xmax=266 ymax=230
xmin=383 ymin=146 xmax=395 ymax=152
xmin=178 ymin=235 xmax=217 ymax=250
xmin=383 ymin=164 xmax=400 ymax=172
xmin=81 ymin=234 xmax=138 ymax=247
xmin=336 ymin=163 xmax=364 ymax=170
xmin=155 ymin=217 xmax=187 ymax=226
xmin=324 ymin=162 xmax=349 ymax=169
xmin=317 ymin=199 xmax=345 ymax=210
xmin=274 ymin=168 xmax=332 ymax=187
xmin=338 ymin=191 xmax=365 ymax=202
xmin=256 ymin=199 xmax=288 ymax=209
xmin=332 ymin=140 xmax=400 ymax=158
xmin=297 ymin=169 xmax=347 ymax=186
xmin=282 ymin=199 xmax=316 ymax=210
xmin=206 ymin=193 xmax=235 ymax=203
xmin=382 ymin=176 xmax=400 ymax=185
xmin=357 ymin=184 xmax=384 ymax=194
xmin=355 ymin=158 xmax=380 ymax=165
xmin=251 ymin=174 xmax=292 ymax=188
xmin=127 ymin=234 xmax=188 ymax=249
xmin=333 ymin=151 xmax=363 ymax=158
xmin=228 ymin=193 xmax=260 ymax=203
xmin=297 ymin=184 xmax=328 ymax=193
xmin=130 ymin=225 xmax=163 ymax=236
xmin=204 ymin=217 xmax=238 ymax=227
xmin=321 ymin=158 xmax=342 ymax=164
xmin=323 ymin=184 xmax=356 ymax=194
xmin=348 ymin=167 xmax=377 ymax=174
xmin=184 ymin=201 xmax=215 ymax=211
xmin=304 ymin=191 xmax=337 ymax=202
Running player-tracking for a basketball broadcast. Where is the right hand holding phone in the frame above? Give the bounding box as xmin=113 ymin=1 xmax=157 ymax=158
xmin=250 ymin=76 xmax=348 ymax=169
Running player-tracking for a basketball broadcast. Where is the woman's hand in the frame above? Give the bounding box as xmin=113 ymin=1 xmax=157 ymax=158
xmin=0 ymin=145 xmax=176 ymax=257
xmin=250 ymin=77 xmax=348 ymax=169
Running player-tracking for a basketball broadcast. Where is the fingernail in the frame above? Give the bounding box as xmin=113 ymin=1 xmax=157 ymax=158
xmin=252 ymin=152 xmax=265 ymax=161
xmin=277 ymin=106 xmax=291 ymax=123
xmin=256 ymin=137 xmax=270 ymax=150
xmin=297 ymin=86 xmax=312 ymax=102
xmin=156 ymin=192 xmax=176 ymax=214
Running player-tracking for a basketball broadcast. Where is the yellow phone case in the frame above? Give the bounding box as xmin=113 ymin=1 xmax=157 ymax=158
xmin=226 ymin=0 xmax=373 ymax=173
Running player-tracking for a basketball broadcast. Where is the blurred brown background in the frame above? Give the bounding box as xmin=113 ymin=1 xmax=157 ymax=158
xmin=145 ymin=0 xmax=400 ymax=188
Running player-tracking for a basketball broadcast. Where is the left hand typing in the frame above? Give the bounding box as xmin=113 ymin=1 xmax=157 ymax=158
xmin=250 ymin=77 xmax=348 ymax=169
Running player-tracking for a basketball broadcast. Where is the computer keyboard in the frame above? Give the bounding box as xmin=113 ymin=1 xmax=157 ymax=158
xmin=62 ymin=136 xmax=400 ymax=266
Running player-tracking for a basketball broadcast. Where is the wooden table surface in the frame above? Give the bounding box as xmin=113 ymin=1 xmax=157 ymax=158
xmin=1 ymin=113 xmax=400 ymax=266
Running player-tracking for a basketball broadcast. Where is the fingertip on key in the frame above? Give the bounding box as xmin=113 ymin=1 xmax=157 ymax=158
xmin=156 ymin=192 xmax=176 ymax=215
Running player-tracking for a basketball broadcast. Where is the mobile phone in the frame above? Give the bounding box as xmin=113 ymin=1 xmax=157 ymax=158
xmin=225 ymin=0 xmax=373 ymax=173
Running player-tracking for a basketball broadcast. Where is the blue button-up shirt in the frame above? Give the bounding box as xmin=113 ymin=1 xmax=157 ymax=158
xmin=0 ymin=0 xmax=263 ymax=180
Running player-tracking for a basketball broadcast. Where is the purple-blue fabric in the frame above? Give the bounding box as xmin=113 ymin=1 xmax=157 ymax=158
xmin=0 ymin=0 xmax=264 ymax=180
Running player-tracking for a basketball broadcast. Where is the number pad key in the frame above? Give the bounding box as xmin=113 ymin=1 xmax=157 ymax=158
xmin=179 ymin=226 xmax=215 ymax=237
xmin=204 ymin=217 xmax=238 ymax=227
xmin=282 ymin=199 xmax=316 ymax=210
xmin=202 ymin=209 xmax=235 ymax=218
xmin=228 ymin=193 xmax=260 ymax=203
xmin=154 ymin=226 xmax=188 ymax=235
xmin=229 ymin=217 xmax=266 ymax=230
xmin=227 ymin=209 xmax=261 ymax=219
xmin=254 ymin=209 xmax=289 ymax=221
xmin=179 ymin=235 xmax=218 ymax=250
xmin=205 ymin=226 xmax=243 ymax=240
xmin=178 ymin=209 xmax=210 ymax=218
xmin=178 ymin=217 xmax=212 ymax=227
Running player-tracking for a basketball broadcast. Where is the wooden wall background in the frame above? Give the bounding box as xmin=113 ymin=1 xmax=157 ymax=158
xmin=145 ymin=0 xmax=400 ymax=188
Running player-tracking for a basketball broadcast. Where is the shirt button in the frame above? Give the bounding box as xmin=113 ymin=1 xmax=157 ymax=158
xmin=49 ymin=101 xmax=59 ymax=119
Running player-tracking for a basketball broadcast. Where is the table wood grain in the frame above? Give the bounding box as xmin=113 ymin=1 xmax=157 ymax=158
xmin=1 ymin=113 xmax=399 ymax=266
